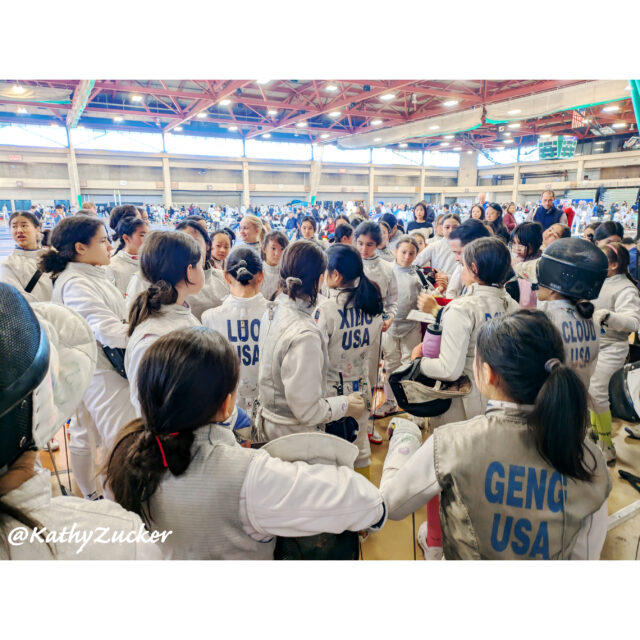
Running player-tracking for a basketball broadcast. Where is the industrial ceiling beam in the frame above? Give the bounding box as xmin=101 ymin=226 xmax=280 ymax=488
xmin=65 ymin=79 xmax=95 ymax=129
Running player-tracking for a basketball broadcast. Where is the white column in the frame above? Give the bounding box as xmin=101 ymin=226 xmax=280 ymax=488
xmin=368 ymin=166 xmax=375 ymax=210
xmin=577 ymin=158 xmax=585 ymax=182
xmin=161 ymin=155 xmax=173 ymax=208
xmin=67 ymin=144 xmax=82 ymax=208
xmin=419 ymin=167 xmax=426 ymax=201
xmin=242 ymin=159 xmax=250 ymax=208
xmin=512 ymin=164 xmax=521 ymax=203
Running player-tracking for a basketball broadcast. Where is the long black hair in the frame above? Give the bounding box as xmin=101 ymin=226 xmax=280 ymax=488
xmin=109 ymin=204 xmax=139 ymax=240
xmin=128 ymin=231 xmax=201 ymax=335
xmin=485 ymin=203 xmax=509 ymax=243
xmin=511 ymin=221 xmax=543 ymax=259
xmin=601 ymin=242 xmax=637 ymax=287
xmin=280 ymin=240 xmax=327 ymax=306
xmin=105 ymin=327 xmax=240 ymax=525
xmin=326 ymin=244 xmax=383 ymax=316
xmin=114 ymin=215 xmax=148 ymax=255
xmin=226 ymin=247 xmax=263 ymax=286
xmin=38 ymin=215 xmax=106 ymax=278
xmin=476 ymin=310 xmax=595 ymax=481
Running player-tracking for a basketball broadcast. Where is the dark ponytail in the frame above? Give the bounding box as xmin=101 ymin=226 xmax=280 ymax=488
xmin=105 ymin=327 xmax=240 ymax=526
xmin=574 ymin=300 xmax=595 ymax=319
xmin=280 ymin=240 xmax=327 ymax=306
xmin=226 ymin=247 xmax=263 ymax=286
xmin=476 ymin=310 xmax=594 ymax=481
xmin=109 ymin=204 xmax=139 ymax=240
xmin=128 ymin=231 xmax=201 ymax=335
xmin=114 ymin=215 xmax=147 ymax=255
xmin=327 ymin=244 xmax=383 ymax=316
xmin=38 ymin=215 xmax=105 ymax=278
xmin=462 ymin=237 xmax=512 ymax=286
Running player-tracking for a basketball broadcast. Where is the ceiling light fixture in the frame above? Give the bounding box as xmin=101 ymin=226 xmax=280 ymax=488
xmin=496 ymin=146 xmax=505 ymax=150
xmin=131 ymin=95 xmax=143 ymax=102
xmin=17 ymin=107 xmax=27 ymax=114
xmin=219 ymin=99 xmax=232 ymax=106
xmin=296 ymin=121 xmax=307 ymax=128
xmin=262 ymin=133 xmax=271 ymax=138
xmin=371 ymin=119 xmax=383 ymax=126
xmin=504 ymin=132 xmax=511 ymax=137
xmin=320 ymin=133 xmax=330 ymax=139
xmin=197 ymin=112 xmax=207 ymax=118
xmin=379 ymin=93 xmax=396 ymax=102
xmin=453 ymin=146 xmax=462 ymax=151
xmin=539 ymin=133 xmax=551 ymax=139
xmin=504 ymin=140 xmax=513 ymax=144
xmin=508 ymin=123 xmax=520 ymax=129
xmin=399 ymin=142 xmax=408 ymax=148
xmin=256 ymin=79 xmax=270 ymax=85
xmin=329 ymin=111 xmax=341 ymax=118
xmin=440 ymin=142 xmax=450 ymax=147
xmin=228 ymin=125 xmax=238 ymax=131
xmin=267 ymin=109 xmax=278 ymax=115
xmin=625 ymin=85 xmax=631 ymax=91
xmin=444 ymin=134 xmax=454 ymax=139
xmin=603 ymin=105 xmax=619 ymax=112
xmin=612 ymin=122 xmax=627 ymax=128
xmin=466 ymin=150 xmax=473 ymax=154
xmin=443 ymin=100 xmax=459 ymax=107
xmin=175 ymin=126 xmax=183 ymax=132
xmin=429 ymin=125 xmax=440 ymax=130
xmin=325 ymin=84 xmax=338 ymax=92
xmin=508 ymin=109 xmax=521 ymax=115
xmin=113 ymin=116 xmax=123 ymax=122
xmin=12 ymin=85 xmax=25 ymax=94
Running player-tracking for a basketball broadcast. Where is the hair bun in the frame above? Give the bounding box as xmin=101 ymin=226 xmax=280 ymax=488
xmin=286 ymin=276 xmax=302 ymax=288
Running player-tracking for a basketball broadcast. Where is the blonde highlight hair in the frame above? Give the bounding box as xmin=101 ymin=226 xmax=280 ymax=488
xmin=243 ymin=214 xmax=266 ymax=242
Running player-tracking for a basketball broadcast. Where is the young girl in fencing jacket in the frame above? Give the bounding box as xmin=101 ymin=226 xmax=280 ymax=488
xmin=257 ymin=240 xmax=364 ymax=441
xmin=317 ymin=244 xmax=384 ymax=477
xmin=355 ymin=222 xmax=398 ymax=443
xmin=380 ymin=310 xmax=610 ymax=560
xmin=125 ymin=231 xmax=204 ymax=415
xmin=588 ymin=243 xmax=640 ymax=465
xmin=236 ymin=214 xmax=266 ymax=256
xmin=39 ymin=215 xmax=137 ymax=500
xmin=417 ymin=237 xmax=519 ymax=427
xmin=414 ymin=213 xmax=461 ymax=276
xmin=202 ymin=248 xmax=267 ymax=431
xmin=210 ymin=229 xmax=232 ymax=270
xmin=105 ymin=214 xmax=149 ymax=296
xmin=376 ymin=235 xmax=423 ymax=418
xmin=260 ymin=230 xmax=288 ymax=301
xmin=510 ymin=221 xmax=543 ymax=309
xmin=0 ymin=211 xmax=52 ymax=303
xmin=106 ymin=327 xmax=386 ymax=560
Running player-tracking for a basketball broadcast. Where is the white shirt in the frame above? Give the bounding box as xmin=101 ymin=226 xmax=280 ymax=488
xmin=415 ymin=237 xmax=458 ymax=275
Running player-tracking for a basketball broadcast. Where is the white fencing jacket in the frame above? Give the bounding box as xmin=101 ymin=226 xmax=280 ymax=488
xmin=125 ymin=303 xmax=200 ymax=415
xmin=362 ymin=254 xmax=398 ymax=319
xmin=202 ymin=293 xmax=268 ymax=402
xmin=105 ymin=250 xmax=139 ymax=297
xmin=0 ymin=247 xmax=53 ymax=303
xmin=415 ymin=237 xmax=458 ymax=276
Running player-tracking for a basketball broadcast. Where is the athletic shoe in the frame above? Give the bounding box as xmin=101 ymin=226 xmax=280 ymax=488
xmin=416 ymin=521 xmax=443 ymax=560
xmin=625 ymin=425 xmax=640 ymax=440
xmin=368 ymin=428 xmax=383 ymax=445
xmin=373 ymin=399 xmax=398 ymax=419
xmin=598 ymin=440 xmax=617 ymax=466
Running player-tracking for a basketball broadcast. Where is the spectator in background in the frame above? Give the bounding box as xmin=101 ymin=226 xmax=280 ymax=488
xmin=528 ymin=189 xmax=567 ymax=230
xmin=51 ymin=204 xmax=65 ymax=226
xmin=81 ymin=201 xmax=97 ymax=216
xmin=407 ymin=201 xmax=433 ymax=234
xmin=622 ymin=237 xmax=639 ymax=281
xmin=563 ymin=203 xmax=576 ymax=231
xmin=502 ymin=202 xmax=517 ymax=233
xmin=380 ymin=212 xmax=401 ymax=249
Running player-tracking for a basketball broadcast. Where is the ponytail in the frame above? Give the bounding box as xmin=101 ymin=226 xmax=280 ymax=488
xmin=280 ymin=240 xmax=327 ymax=306
xmin=104 ymin=419 xmax=195 ymax=526
xmin=128 ymin=231 xmax=201 ymax=334
xmin=38 ymin=215 xmax=105 ymax=279
xmin=128 ymin=280 xmax=178 ymax=336
xmin=602 ymin=242 xmax=637 ymax=287
xmin=327 ymin=243 xmax=383 ymax=316
xmin=226 ymin=247 xmax=263 ymax=286
xmin=529 ymin=360 xmax=593 ymax=481
xmin=476 ymin=310 xmax=595 ymax=482
xmin=574 ymin=299 xmax=595 ymax=319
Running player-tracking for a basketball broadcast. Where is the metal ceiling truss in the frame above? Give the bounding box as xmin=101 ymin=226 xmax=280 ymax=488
xmin=0 ymin=79 xmax=634 ymax=150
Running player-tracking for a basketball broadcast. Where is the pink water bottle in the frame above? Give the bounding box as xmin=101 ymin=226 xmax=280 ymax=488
xmin=421 ymin=308 xmax=444 ymax=358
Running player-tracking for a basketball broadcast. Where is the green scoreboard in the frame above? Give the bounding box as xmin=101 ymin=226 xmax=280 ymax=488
xmin=538 ymin=135 xmax=578 ymax=159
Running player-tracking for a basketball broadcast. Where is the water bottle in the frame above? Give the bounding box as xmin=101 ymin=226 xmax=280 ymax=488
xmin=421 ymin=308 xmax=444 ymax=358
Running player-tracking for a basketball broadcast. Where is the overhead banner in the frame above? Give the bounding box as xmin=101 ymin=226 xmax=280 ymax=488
xmin=0 ymin=82 xmax=72 ymax=104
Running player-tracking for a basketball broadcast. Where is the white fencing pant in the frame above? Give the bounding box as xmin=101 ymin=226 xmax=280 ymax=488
xmin=382 ymin=324 xmax=422 ymax=404
xmin=368 ymin=328 xmax=384 ymax=392
xmin=588 ymin=341 xmax=629 ymax=413
xmin=70 ymin=369 xmax=137 ymax=498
